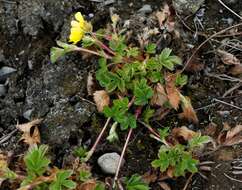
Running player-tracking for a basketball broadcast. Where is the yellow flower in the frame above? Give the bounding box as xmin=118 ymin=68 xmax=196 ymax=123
xmin=69 ymin=12 xmax=92 ymax=44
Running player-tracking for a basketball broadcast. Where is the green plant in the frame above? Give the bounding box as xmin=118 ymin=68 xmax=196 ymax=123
xmin=124 ymin=174 xmax=150 ymax=190
xmin=79 ymin=169 xmax=92 ymax=182
xmin=49 ymin=11 xmax=210 ymax=185
xmin=152 ymin=134 xmax=210 ymax=177
xmin=73 ymin=146 xmax=88 ymax=162
xmin=49 ymin=170 xmax=76 ymax=190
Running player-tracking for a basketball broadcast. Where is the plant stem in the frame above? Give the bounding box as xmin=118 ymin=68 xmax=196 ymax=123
xmin=84 ymin=117 xmax=111 ymax=162
xmin=75 ymin=47 xmax=112 ymax=59
xmin=91 ymin=33 xmax=116 ymax=56
xmin=113 ymin=107 xmax=141 ymax=186
xmin=114 ymin=128 xmax=133 ymax=184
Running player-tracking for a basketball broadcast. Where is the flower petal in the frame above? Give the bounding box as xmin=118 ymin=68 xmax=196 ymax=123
xmin=71 ymin=20 xmax=80 ymax=27
xmin=75 ymin=12 xmax=84 ymax=23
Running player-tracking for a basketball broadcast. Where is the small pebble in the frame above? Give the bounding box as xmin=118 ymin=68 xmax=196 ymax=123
xmin=23 ymin=109 xmax=33 ymax=120
xmin=0 ymin=66 xmax=17 ymax=82
xmin=98 ymin=152 xmax=124 ymax=174
xmin=138 ymin=4 xmax=152 ymax=14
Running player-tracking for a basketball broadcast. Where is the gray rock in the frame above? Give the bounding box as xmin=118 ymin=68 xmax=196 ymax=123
xmin=98 ymin=152 xmax=124 ymax=174
xmin=173 ymin=0 xmax=205 ymax=15
xmin=0 ymin=67 xmax=16 ymax=82
xmin=0 ymin=85 xmax=6 ymax=97
xmin=23 ymin=109 xmax=33 ymax=120
xmin=138 ymin=4 xmax=152 ymax=14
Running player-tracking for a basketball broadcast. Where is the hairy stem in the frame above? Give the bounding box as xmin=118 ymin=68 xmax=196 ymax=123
xmin=113 ymin=107 xmax=142 ymax=186
xmin=75 ymin=47 xmax=112 ymax=59
xmin=84 ymin=117 xmax=111 ymax=162
xmin=114 ymin=128 xmax=133 ymax=184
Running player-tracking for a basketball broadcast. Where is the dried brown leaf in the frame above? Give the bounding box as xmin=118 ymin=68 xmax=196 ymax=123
xmin=156 ymin=4 xmax=170 ymax=28
xmin=79 ymin=179 xmax=96 ymax=190
xmin=218 ymin=50 xmax=240 ymax=65
xmin=165 ymin=74 xmax=180 ymax=110
xmin=226 ymin=125 xmax=242 ymax=140
xmin=158 ymin=182 xmax=171 ymax=190
xmin=151 ymin=83 xmax=168 ymax=107
xmin=18 ymin=168 xmax=58 ymax=190
xmin=20 ymin=127 xmax=41 ymax=145
xmin=185 ymin=54 xmax=204 ymax=72
xmin=93 ymin=90 xmax=110 ymax=112
xmin=229 ymin=64 xmax=242 ymax=75
xmin=16 ymin=119 xmax=42 ymax=146
xmin=142 ymin=171 xmax=157 ymax=184
xmin=172 ymin=126 xmax=197 ymax=141
xmin=218 ymin=124 xmax=242 ymax=146
xmin=179 ymin=95 xmax=198 ymax=123
xmin=16 ymin=119 xmax=42 ymax=133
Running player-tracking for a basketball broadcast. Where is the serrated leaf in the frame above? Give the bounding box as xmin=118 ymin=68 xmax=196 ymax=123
xmin=134 ymin=79 xmax=153 ymax=106
xmin=145 ymin=43 xmax=156 ymax=54
xmin=189 ymin=134 xmax=211 ymax=149
xmin=127 ymin=47 xmax=139 ymax=57
xmin=175 ymin=74 xmax=188 ymax=87
xmin=24 ymin=145 xmax=50 ymax=177
xmin=125 ymin=174 xmax=150 ymax=190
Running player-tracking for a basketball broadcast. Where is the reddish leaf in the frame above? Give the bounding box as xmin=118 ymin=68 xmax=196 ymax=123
xmin=172 ymin=126 xmax=197 ymax=142
xmin=179 ymin=95 xmax=198 ymax=123
xmin=165 ymin=74 xmax=180 ymax=110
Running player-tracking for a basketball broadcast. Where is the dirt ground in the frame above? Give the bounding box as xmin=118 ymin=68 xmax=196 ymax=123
xmin=0 ymin=0 xmax=242 ymax=189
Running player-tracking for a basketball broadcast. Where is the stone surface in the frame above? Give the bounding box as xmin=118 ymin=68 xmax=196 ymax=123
xmin=0 ymin=85 xmax=6 ymax=97
xmin=173 ymin=0 xmax=205 ymax=15
xmin=138 ymin=4 xmax=152 ymax=14
xmin=98 ymin=152 xmax=124 ymax=174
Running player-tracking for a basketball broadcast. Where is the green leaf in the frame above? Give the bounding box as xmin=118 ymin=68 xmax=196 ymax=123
xmin=126 ymin=47 xmax=139 ymax=57
xmin=107 ymin=122 xmax=119 ymax=142
xmin=142 ymin=107 xmax=154 ymax=124
xmin=50 ymin=41 xmax=77 ymax=63
xmin=74 ymin=146 xmax=88 ymax=161
xmin=103 ymin=98 xmax=136 ymax=130
xmin=158 ymin=128 xmax=169 ymax=141
xmin=79 ymin=170 xmax=92 ymax=182
xmin=124 ymin=174 xmax=150 ymax=190
xmin=94 ymin=182 xmax=106 ymax=190
xmin=50 ymin=47 xmax=65 ymax=63
xmin=50 ymin=170 xmax=76 ymax=190
xmin=24 ymin=145 xmax=50 ymax=177
xmin=109 ymin=35 xmax=127 ymax=55
xmin=158 ymin=48 xmax=182 ymax=71
xmin=82 ymin=36 xmax=95 ymax=47
xmin=175 ymin=74 xmax=188 ymax=87
xmin=152 ymin=144 xmax=199 ymax=177
xmin=134 ymin=79 xmax=153 ymax=106
xmin=145 ymin=43 xmax=157 ymax=54
xmin=147 ymin=71 xmax=163 ymax=83
xmin=188 ymin=134 xmax=211 ymax=150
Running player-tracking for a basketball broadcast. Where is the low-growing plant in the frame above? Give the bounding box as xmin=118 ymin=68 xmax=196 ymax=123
xmin=50 ymin=11 xmax=211 ymax=186
xmin=124 ymin=174 xmax=150 ymax=190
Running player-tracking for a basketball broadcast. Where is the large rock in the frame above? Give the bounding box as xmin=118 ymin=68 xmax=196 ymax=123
xmin=173 ymin=0 xmax=205 ymax=15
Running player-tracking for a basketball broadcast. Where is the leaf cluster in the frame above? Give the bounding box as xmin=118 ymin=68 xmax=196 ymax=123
xmin=124 ymin=174 xmax=150 ymax=190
